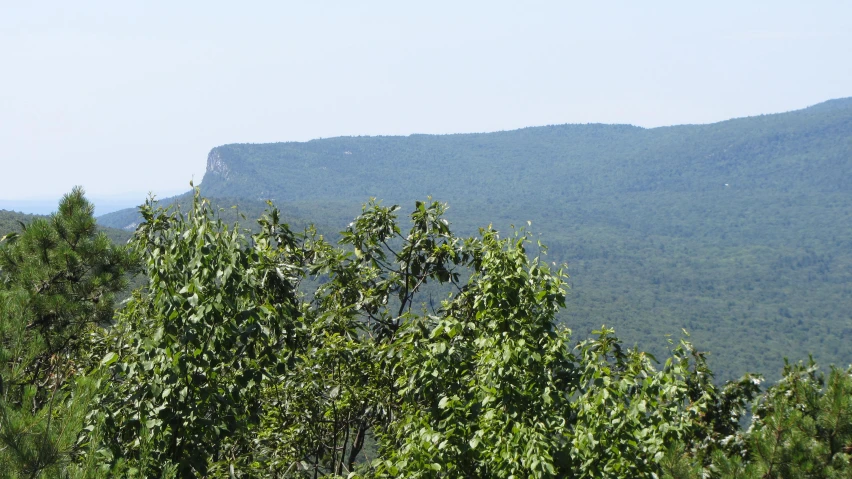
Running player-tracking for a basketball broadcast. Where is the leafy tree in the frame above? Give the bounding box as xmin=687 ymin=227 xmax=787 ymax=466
xmin=370 ymin=225 xmax=574 ymax=478
xmin=0 ymin=187 xmax=135 ymax=478
xmin=250 ymin=199 xmax=473 ymax=477
xmin=87 ymin=190 xmax=308 ymax=476
xmin=79 ymin=190 xmax=846 ymax=478
xmin=245 ymin=199 xmax=762 ymax=478
xmin=571 ymin=331 xmax=761 ymax=479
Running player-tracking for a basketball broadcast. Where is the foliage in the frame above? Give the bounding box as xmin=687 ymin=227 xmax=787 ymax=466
xmin=229 ymin=198 xmax=769 ymax=478
xmin=370 ymin=224 xmax=573 ymax=478
xmin=563 ymin=331 xmax=752 ymax=478
xmin=0 ymin=187 xmax=136 ymax=477
xmin=94 ymin=194 xmax=751 ymax=478
xmin=86 ymin=189 xmax=308 ymax=476
xmin=249 ymin=199 xmax=472 ymax=476
xmin=663 ymin=360 xmax=852 ymax=479
xmin=4 ymin=189 xmax=843 ymax=477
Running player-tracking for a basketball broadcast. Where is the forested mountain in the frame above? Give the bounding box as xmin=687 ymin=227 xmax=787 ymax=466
xmin=0 ymin=210 xmax=39 ymax=236
xmin=99 ymin=97 xmax=852 ymax=381
xmin=2 ymin=209 xmax=131 ymax=244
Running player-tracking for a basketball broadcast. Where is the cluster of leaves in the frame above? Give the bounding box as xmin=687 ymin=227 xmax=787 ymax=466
xmin=85 ymin=191 xmax=785 ymax=478
xmin=4 ymin=187 xmax=851 ymax=478
xmin=663 ymin=360 xmax=852 ymax=479
xmin=83 ymin=191 xmax=313 ymax=476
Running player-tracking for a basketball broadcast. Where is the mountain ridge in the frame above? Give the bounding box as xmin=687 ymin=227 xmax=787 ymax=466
xmin=98 ymin=97 xmax=852 ymax=381
xmin=98 ymin=96 xmax=852 ymax=220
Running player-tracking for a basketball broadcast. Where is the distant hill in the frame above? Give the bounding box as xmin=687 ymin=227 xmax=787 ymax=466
xmin=2 ymin=209 xmax=132 ymax=245
xmin=100 ymin=97 xmax=852 ymax=381
xmin=0 ymin=210 xmax=41 ymax=237
xmin=97 ymin=194 xmax=319 ymax=236
xmin=0 ymin=196 xmax=148 ymax=216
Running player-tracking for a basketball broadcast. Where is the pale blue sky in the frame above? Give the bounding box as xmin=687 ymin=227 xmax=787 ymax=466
xmin=1 ymin=1 xmax=851 ymax=211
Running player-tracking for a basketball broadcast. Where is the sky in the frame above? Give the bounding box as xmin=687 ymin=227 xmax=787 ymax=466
xmin=1 ymin=1 xmax=851 ymax=213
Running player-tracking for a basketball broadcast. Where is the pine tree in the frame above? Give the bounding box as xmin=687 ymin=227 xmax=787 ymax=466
xmin=662 ymin=359 xmax=852 ymax=479
xmin=0 ymin=187 xmax=136 ymax=478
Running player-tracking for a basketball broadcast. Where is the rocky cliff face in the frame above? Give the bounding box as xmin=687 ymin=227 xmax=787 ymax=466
xmin=206 ymin=147 xmax=230 ymax=180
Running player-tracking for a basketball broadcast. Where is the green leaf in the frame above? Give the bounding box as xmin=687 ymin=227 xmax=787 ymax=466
xmin=100 ymin=352 xmax=119 ymax=367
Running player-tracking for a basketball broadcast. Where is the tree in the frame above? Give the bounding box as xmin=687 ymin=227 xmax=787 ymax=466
xmin=370 ymin=224 xmax=575 ymax=478
xmin=86 ymin=190 xmax=309 ymax=476
xmin=250 ymin=199 xmax=474 ymax=477
xmin=663 ymin=359 xmax=852 ymax=479
xmin=245 ymin=199 xmax=748 ymax=478
xmin=81 ymin=191 xmax=821 ymax=478
xmin=0 ymin=187 xmax=135 ymax=478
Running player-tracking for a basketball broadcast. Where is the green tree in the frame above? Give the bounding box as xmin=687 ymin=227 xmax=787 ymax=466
xmin=83 ymin=192 xmax=812 ymax=478
xmin=370 ymin=225 xmax=575 ymax=478
xmin=250 ymin=199 xmax=473 ymax=477
xmin=87 ymin=190 xmax=310 ymax=476
xmin=664 ymin=360 xmax=852 ymax=479
xmin=246 ymin=199 xmax=754 ymax=478
xmin=0 ymin=187 xmax=135 ymax=478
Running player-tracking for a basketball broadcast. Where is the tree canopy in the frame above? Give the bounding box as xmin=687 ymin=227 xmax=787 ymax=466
xmin=0 ymin=187 xmax=136 ymax=477
xmin=1 ymin=188 xmax=850 ymax=477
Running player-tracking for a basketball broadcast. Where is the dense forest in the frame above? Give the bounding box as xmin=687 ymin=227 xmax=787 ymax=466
xmin=2 ymin=188 xmax=850 ymax=477
xmin=1 ymin=209 xmax=131 ymax=245
xmin=0 ymin=211 xmax=40 ymax=238
xmin=100 ymin=97 xmax=852 ymax=382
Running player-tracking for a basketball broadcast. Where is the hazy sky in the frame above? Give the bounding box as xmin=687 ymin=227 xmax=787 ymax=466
xmin=2 ymin=1 xmax=851 ymax=203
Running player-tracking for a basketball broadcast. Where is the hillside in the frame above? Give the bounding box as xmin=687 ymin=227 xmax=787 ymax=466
xmin=97 ymin=194 xmax=321 ymax=238
xmin=2 ymin=209 xmax=132 ymax=245
xmin=0 ymin=210 xmax=40 ymax=237
xmin=99 ymin=98 xmax=852 ymax=381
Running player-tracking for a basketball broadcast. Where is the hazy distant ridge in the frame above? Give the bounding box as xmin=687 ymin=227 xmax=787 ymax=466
xmin=197 ymin=97 xmax=852 ymax=204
